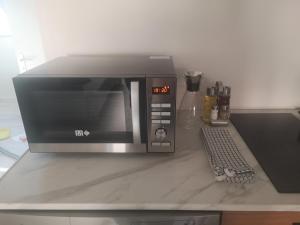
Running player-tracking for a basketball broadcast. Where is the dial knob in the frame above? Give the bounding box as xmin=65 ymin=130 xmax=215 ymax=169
xmin=155 ymin=128 xmax=167 ymax=139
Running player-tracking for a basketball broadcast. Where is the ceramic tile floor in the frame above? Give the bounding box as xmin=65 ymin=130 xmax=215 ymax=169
xmin=0 ymin=99 xmax=26 ymax=178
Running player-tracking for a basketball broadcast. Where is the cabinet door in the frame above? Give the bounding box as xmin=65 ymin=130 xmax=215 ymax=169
xmin=0 ymin=213 xmax=69 ymax=225
xmin=71 ymin=217 xmax=220 ymax=225
xmin=222 ymin=212 xmax=300 ymax=225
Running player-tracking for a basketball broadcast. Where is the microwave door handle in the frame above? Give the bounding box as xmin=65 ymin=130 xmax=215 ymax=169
xmin=130 ymin=81 xmax=141 ymax=144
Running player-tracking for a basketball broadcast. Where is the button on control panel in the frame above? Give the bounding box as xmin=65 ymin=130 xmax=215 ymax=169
xmin=161 ymin=120 xmax=170 ymax=124
xmin=161 ymin=112 xmax=171 ymax=116
xmin=151 ymin=103 xmax=171 ymax=109
xmin=155 ymin=128 xmax=167 ymax=139
xmin=161 ymin=103 xmax=171 ymax=108
xmin=152 ymin=120 xmax=161 ymax=124
xmin=151 ymin=142 xmax=161 ymax=146
xmin=161 ymin=142 xmax=171 ymax=147
xmin=151 ymin=112 xmax=161 ymax=116
xmin=151 ymin=103 xmax=161 ymax=108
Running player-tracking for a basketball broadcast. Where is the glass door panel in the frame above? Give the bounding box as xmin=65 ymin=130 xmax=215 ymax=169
xmin=14 ymin=77 xmax=147 ymax=144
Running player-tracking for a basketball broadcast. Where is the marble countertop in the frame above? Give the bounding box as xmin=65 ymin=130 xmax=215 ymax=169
xmin=0 ymin=110 xmax=299 ymax=211
xmin=0 ymin=100 xmax=27 ymax=178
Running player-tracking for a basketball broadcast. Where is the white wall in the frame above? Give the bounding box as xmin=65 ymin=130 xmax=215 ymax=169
xmin=0 ymin=6 xmax=19 ymax=99
xmin=0 ymin=0 xmax=45 ymax=100
xmin=34 ymin=0 xmax=300 ymax=109
xmin=0 ymin=36 xmax=19 ymax=99
xmin=5 ymin=0 xmax=45 ymax=70
xmin=236 ymin=0 xmax=300 ymax=109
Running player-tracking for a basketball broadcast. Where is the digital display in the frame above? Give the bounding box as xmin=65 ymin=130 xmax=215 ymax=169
xmin=152 ymin=85 xmax=170 ymax=95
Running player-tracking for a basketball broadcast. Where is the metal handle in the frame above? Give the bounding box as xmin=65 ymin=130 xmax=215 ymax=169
xmin=130 ymin=81 xmax=141 ymax=143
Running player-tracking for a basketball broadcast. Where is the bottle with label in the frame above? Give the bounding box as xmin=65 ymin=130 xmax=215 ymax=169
xmin=210 ymin=105 xmax=219 ymax=121
xmin=218 ymin=86 xmax=231 ymax=120
xmin=202 ymin=87 xmax=217 ymax=123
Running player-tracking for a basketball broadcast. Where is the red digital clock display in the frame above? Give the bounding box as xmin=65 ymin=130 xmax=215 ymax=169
xmin=152 ymin=85 xmax=170 ymax=95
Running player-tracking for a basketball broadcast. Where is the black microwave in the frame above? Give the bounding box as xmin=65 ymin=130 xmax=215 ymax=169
xmin=13 ymin=55 xmax=176 ymax=153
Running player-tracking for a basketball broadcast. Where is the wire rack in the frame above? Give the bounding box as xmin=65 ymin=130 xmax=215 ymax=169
xmin=201 ymin=127 xmax=255 ymax=184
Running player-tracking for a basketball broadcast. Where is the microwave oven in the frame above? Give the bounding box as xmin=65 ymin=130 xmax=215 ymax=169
xmin=13 ymin=55 xmax=177 ymax=153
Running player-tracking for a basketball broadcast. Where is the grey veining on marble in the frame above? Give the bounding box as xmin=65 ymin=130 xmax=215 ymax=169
xmin=0 ymin=109 xmax=299 ymax=211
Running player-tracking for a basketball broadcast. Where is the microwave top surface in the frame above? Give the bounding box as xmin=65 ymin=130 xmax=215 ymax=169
xmin=19 ymin=55 xmax=176 ymax=78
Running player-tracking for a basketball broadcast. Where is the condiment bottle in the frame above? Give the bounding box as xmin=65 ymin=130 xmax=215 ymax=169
xmin=215 ymin=81 xmax=224 ymax=96
xmin=210 ymin=105 xmax=219 ymax=121
xmin=218 ymin=86 xmax=231 ymax=120
xmin=202 ymin=87 xmax=217 ymax=123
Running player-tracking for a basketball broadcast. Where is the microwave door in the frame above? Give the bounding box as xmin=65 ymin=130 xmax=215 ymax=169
xmin=14 ymin=77 xmax=148 ymax=153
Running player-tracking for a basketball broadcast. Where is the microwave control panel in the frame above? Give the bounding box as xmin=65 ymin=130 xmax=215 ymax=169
xmin=147 ymin=77 xmax=176 ymax=152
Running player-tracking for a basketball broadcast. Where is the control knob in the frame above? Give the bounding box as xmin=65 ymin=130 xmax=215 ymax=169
xmin=155 ymin=128 xmax=167 ymax=139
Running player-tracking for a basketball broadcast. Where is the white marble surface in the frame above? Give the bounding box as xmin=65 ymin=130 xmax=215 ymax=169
xmin=0 ymin=99 xmax=26 ymax=178
xmin=0 ymin=109 xmax=299 ymax=211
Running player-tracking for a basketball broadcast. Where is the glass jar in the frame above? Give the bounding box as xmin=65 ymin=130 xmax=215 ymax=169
xmin=178 ymin=71 xmax=203 ymax=129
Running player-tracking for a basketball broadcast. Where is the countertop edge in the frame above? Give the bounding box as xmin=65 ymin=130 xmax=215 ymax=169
xmin=0 ymin=204 xmax=300 ymax=212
